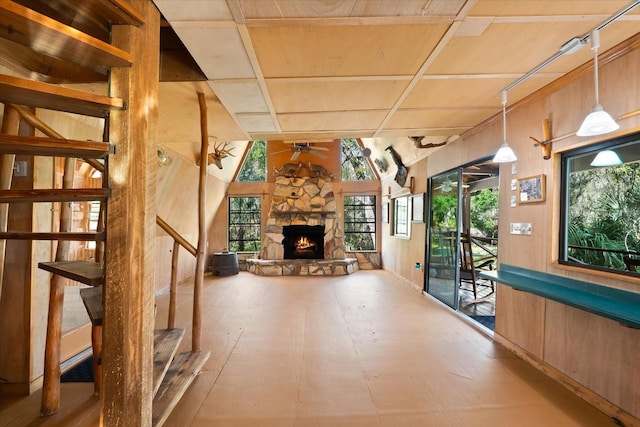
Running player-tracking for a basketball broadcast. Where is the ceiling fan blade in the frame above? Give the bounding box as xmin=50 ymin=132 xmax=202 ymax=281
xmin=271 ymin=149 xmax=290 ymax=156
xmin=312 ymin=146 xmax=329 ymax=151
xmin=291 ymin=151 xmax=301 ymax=161
xmin=311 ymin=150 xmax=328 ymax=159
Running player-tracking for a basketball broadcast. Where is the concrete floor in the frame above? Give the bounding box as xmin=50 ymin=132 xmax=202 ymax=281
xmin=0 ymin=270 xmax=619 ymax=426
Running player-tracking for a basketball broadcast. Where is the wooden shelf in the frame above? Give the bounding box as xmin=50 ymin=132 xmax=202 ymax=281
xmin=0 ymin=134 xmax=113 ymax=158
xmin=38 ymin=260 xmax=103 ymax=286
xmin=80 ymin=286 xmax=103 ymax=326
xmin=0 ymin=231 xmax=105 ymax=241
xmin=0 ymin=74 xmax=124 ymax=118
xmin=0 ymin=188 xmax=109 ymax=203
xmin=0 ymin=1 xmax=133 ymax=70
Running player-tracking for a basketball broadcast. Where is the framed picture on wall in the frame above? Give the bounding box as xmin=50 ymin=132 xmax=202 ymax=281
xmin=518 ymin=174 xmax=546 ymax=203
xmin=411 ymin=193 xmax=424 ymax=223
xmin=381 ymin=202 xmax=389 ymax=223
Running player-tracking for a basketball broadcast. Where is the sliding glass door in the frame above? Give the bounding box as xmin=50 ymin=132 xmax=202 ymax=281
xmin=425 ymin=169 xmax=462 ymax=308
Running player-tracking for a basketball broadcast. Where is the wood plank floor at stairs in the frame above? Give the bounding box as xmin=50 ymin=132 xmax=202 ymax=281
xmin=153 ymin=328 xmax=185 ymax=397
xmin=0 ymin=134 xmax=113 ymax=158
xmin=152 ymin=351 xmax=210 ymax=427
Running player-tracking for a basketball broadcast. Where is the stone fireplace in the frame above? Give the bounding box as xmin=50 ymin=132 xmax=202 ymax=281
xmin=247 ymin=162 xmax=358 ymax=276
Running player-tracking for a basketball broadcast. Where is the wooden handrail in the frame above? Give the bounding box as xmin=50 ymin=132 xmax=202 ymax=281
xmin=155 ymin=216 xmax=196 ymax=256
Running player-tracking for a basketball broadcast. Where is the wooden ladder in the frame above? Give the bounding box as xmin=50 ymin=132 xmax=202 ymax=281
xmin=0 ymin=1 xmax=208 ymax=425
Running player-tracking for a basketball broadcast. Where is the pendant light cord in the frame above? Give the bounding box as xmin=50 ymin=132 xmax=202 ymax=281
xmin=501 ymin=91 xmax=507 ymax=142
xmin=592 ymin=30 xmax=600 ymax=105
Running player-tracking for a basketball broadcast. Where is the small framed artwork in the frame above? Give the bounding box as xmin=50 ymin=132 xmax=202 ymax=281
xmin=381 ymin=202 xmax=389 ymax=223
xmin=518 ymin=174 xmax=546 ymax=204
xmin=411 ymin=193 xmax=424 ymax=223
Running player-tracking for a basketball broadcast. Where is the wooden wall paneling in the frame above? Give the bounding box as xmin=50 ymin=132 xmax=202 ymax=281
xmin=102 ymin=0 xmax=159 ymax=424
xmin=543 ymin=300 xmax=640 ymax=421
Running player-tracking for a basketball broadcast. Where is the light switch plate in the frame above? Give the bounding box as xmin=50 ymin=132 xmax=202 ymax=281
xmin=13 ymin=161 xmax=27 ymax=177
xmin=510 ymin=222 xmax=532 ymax=235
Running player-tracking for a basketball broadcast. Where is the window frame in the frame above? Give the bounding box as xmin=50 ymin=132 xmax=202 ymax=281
xmin=559 ymin=132 xmax=640 ymax=277
xmin=228 ymin=196 xmax=262 ymax=253
xmin=343 ymin=194 xmax=377 ymax=251
xmin=393 ymin=195 xmax=411 ymax=238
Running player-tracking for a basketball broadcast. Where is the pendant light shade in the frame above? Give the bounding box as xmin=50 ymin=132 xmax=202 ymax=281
xmin=590 ymin=149 xmax=622 ymax=166
xmin=577 ymin=104 xmax=620 ymax=136
xmin=492 ymin=91 xmax=517 ymax=163
xmin=577 ymin=30 xmax=619 ymax=137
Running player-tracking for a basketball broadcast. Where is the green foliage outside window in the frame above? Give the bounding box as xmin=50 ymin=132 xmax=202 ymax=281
xmin=470 ymin=189 xmax=499 ymax=238
xmin=237 ymin=140 xmax=266 ymax=182
xmin=341 ymin=138 xmax=375 ymax=180
xmin=344 ymin=195 xmax=376 ymax=251
xmin=563 ymin=136 xmax=640 ymax=273
xmin=228 ymin=196 xmax=261 ymax=252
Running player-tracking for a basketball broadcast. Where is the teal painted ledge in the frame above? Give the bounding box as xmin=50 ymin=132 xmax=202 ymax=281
xmin=480 ymin=264 xmax=640 ymax=329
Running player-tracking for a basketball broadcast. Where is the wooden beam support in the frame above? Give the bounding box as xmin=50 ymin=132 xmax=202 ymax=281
xmin=168 ymin=240 xmax=179 ymax=329
xmin=40 ymin=147 xmax=75 ymax=416
xmin=193 ymin=91 xmax=208 ymax=352
xmin=102 ymin=1 xmax=159 ymax=425
xmin=0 ymin=104 xmax=19 ymax=300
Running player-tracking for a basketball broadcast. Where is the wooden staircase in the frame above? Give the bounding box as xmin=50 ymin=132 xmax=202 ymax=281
xmin=0 ymin=1 xmax=208 ymax=425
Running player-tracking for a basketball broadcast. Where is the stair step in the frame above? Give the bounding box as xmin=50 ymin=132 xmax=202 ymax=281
xmin=0 ymin=74 xmax=124 ymax=118
xmin=0 ymin=188 xmax=109 ymax=203
xmin=0 ymin=2 xmax=133 ymax=70
xmin=152 ymin=351 xmax=210 ymax=427
xmin=80 ymin=286 xmax=103 ymax=326
xmin=0 ymin=134 xmax=113 ymax=158
xmin=153 ymin=329 xmax=185 ymax=398
xmin=0 ymin=231 xmax=105 ymax=241
xmin=38 ymin=260 xmax=103 ymax=286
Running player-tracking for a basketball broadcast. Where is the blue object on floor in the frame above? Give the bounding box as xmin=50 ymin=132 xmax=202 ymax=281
xmin=61 ymin=357 xmax=94 ymax=382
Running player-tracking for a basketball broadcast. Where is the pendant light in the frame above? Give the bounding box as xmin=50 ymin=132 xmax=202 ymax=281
xmin=577 ymin=30 xmax=619 ymax=136
xmin=492 ymin=91 xmax=517 ymax=163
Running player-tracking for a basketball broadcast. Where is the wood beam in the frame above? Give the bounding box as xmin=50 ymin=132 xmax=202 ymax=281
xmin=193 ymin=92 xmax=208 ymax=352
xmin=102 ymin=0 xmax=159 ymax=425
xmin=0 ymin=105 xmax=19 ymax=301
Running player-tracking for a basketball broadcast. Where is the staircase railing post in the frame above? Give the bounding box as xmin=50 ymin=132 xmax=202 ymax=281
xmin=168 ymin=239 xmax=179 ymax=329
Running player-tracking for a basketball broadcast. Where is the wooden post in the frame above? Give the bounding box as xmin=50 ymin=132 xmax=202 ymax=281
xmin=168 ymin=240 xmax=179 ymax=329
xmin=0 ymin=105 xmax=20 ymax=300
xmin=193 ymin=92 xmax=209 ymax=351
xmin=40 ymin=154 xmax=75 ymax=416
xmin=102 ymin=1 xmax=159 ymax=424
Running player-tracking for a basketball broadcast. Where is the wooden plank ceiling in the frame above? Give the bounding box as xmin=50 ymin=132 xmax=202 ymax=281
xmin=152 ymin=0 xmax=640 ymax=146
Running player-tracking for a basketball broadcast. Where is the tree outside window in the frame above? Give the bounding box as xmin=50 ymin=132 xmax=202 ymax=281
xmin=237 ymin=140 xmax=266 ymax=182
xmin=228 ymin=196 xmax=261 ymax=252
xmin=344 ymin=195 xmax=376 ymax=251
xmin=341 ymin=138 xmax=375 ymax=180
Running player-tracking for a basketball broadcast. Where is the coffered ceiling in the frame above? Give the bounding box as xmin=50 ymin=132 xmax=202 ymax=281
xmin=153 ymin=0 xmax=640 ymax=145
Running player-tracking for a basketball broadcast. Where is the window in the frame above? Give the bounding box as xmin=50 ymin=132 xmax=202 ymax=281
xmin=560 ymin=133 xmax=640 ymax=275
xmin=228 ymin=196 xmax=261 ymax=252
xmin=393 ymin=196 xmax=410 ymax=237
xmin=237 ymin=140 xmax=266 ymax=182
xmin=344 ymin=195 xmax=376 ymax=251
xmin=341 ymin=138 xmax=375 ymax=180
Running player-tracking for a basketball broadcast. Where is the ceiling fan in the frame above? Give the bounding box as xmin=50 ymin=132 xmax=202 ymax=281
xmin=273 ymin=142 xmax=330 ymax=161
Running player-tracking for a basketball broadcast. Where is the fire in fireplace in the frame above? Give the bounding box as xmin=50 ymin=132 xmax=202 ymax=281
xmin=282 ymin=225 xmax=325 ymax=259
